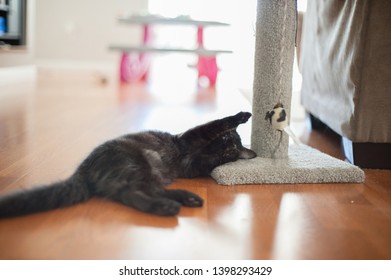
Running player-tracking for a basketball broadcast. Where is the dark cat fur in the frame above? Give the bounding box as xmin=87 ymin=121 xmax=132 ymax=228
xmin=0 ymin=112 xmax=256 ymax=218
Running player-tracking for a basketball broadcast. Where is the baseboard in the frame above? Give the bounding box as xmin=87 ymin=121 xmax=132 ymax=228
xmin=0 ymin=65 xmax=37 ymax=85
xmin=35 ymin=59 xmax=117 ymax=72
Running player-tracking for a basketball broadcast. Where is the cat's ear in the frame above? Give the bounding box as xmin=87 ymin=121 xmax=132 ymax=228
xmin=239 ymin=147 xmax=257 ymax=159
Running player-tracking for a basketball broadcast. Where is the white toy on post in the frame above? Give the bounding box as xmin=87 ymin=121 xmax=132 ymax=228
xmin=265 ymin=101 xmax=301 ymax=145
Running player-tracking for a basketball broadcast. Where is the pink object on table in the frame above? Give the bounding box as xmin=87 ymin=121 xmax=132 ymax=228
xmin=197 ymin=26 xmax=218 ymax=87
xmin=120 ymin=25 xmax=151 ymax=83
xmin=197 ymin=56 xmax=218 ymax=87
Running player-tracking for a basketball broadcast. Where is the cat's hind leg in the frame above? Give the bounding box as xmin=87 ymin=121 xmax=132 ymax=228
xmin=110 ymin=189 xmax=181 ymax=216
xmin=156 ymin=189 xmax=204 ymax=208
xmin=92 ymin=147 xmax=183 ymax=216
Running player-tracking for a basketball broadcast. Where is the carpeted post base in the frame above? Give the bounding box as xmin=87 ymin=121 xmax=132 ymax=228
xmin=211 ymin=144 xmax=365 ymax=185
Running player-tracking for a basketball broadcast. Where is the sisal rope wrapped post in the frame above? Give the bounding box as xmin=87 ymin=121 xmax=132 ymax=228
xmin=251 ymin=0 xmax=296 ymax=158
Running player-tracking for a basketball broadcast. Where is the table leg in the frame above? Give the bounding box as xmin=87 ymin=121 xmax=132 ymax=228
xmin=119 ymin=24 xmax=151 ymax=83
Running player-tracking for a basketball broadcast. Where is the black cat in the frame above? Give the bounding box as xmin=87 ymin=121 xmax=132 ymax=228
xmin=0 ymin=112 xmax=256 ymax=218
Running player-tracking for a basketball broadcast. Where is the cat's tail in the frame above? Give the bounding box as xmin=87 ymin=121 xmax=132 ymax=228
xmin=0 ymin=176 xmax=92 ymax=219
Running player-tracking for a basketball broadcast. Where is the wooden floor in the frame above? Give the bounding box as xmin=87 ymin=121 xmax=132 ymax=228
xmin=0 ymin=68 xmax=390 ymax=260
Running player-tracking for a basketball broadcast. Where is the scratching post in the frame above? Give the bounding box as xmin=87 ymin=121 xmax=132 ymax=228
xmin=210 ymin=0 xmax=365 ymax=185
xmin=251 ymin=0 xmax=296 ymax=158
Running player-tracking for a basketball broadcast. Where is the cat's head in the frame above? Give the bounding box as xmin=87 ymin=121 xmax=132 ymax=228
xmin=221 ymin=129 xmax=257 ymax=160
xmin=205 ymin=129 xmax=257 ymax=161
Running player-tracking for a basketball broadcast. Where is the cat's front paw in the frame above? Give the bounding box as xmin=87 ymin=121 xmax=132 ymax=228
xmin=234 ymin=112 xmax=252 ymax=124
